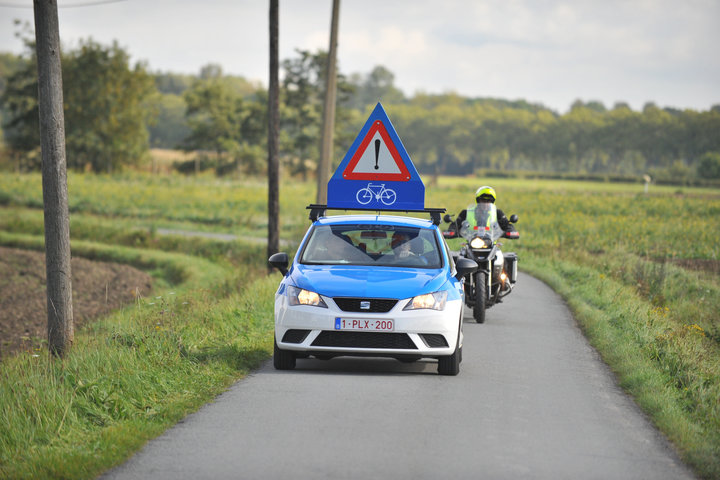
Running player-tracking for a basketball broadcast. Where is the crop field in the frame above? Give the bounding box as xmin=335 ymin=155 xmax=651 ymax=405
xmin=0 ymin=172 xmax=719 ymax=478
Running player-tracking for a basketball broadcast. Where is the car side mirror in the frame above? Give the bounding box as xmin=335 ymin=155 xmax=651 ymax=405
xmin=455 ymin=257 xmax=478 ymax=280
xmin=268 ymin=252 xmax=289 ymax=275
xmin=509 ymin=214 xmax=518 ymax=223
xmin=443 ymin=213 xmax=453 ymax=224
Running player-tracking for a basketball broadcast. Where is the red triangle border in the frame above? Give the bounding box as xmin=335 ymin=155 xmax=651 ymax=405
xmin=342 ymin=120 xmax=412 ymax=181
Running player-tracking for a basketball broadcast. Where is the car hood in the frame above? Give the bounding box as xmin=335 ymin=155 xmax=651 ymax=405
xmin=290 ymin=264 xmax=448 ymax=299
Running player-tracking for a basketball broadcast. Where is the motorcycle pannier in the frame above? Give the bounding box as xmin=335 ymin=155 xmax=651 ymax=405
xmin=504 ymin=252 xmax=518 ymax=283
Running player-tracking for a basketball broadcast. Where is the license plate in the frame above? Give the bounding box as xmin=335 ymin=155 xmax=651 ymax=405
xmin=334 ymin=317 xmax=394 ymax=331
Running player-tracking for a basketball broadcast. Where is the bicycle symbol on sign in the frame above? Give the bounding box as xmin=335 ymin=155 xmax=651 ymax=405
xmin=356 ymin=183 xmax=397 ymax=206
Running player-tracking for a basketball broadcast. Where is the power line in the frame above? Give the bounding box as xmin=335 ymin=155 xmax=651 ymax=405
xmin=0 ymin=0 xmax=128 ymax=8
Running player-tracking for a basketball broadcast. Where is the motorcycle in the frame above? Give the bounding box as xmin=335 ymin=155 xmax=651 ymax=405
xmin=443 ymin=208 xmax=519 ymax=323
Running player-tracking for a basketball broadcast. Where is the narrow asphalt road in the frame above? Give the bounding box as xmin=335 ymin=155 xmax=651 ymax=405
xmin=102 ymin=273 xmax=696 ymax=480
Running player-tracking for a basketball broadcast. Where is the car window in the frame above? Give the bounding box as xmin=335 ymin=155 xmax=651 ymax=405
xmin=300 ymin=224 xmax=443 ymax=268
xmin=440 ymin=234 xmax=456 ymax=275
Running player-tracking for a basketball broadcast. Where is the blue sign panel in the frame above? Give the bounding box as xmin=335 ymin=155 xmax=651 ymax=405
xmin=327 ymin=103 xmax=425 ymax=211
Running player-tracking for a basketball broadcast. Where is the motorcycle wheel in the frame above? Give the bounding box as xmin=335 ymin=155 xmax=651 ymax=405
xmin=473 ymin=271 xmax=486 ymax=324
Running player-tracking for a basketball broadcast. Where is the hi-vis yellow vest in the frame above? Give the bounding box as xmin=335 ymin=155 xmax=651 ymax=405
xmin=466 ymin=203 xmax=498 ymax=230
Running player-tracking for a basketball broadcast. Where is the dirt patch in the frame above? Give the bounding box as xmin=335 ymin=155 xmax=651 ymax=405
xmin=0 ymin=246 xmax=152 ymax=358
xmin=668 ymin=258 xmax=720 ymax=275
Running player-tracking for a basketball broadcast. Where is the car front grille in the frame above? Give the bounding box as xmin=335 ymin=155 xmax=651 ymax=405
xmin=333 ymin=297 xmax=398 ymax=313
xmin=311 ymin=331 xmax=417 ymax=349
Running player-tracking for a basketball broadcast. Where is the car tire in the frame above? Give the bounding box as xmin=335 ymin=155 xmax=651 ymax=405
xmin=473 ymin=271 xmax=486 ymax=324
xmin=438 ymin=347 xmax=460 ymax=375
xmin=273 ymin=336 xmax=296 ymax=370
xmin=438 ymin=314 xmax=462 ymax=375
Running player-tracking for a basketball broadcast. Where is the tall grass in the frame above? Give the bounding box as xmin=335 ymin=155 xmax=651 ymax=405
xmin=0 ymin=210 xmax=270 ymax=282
xmin=428 ymin=177 xmax=720 ymax=478
xmin=521 ymin=251 xmax=719 ymax=478
xmin=0 ymin=271 xmax=279 ymax=479
xmin=1 ymin=172 xmax=719 ymax=477
xmin=0 ymin=172 xmax=312 ymax=240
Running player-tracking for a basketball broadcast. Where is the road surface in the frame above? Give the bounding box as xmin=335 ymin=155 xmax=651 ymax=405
xmin=103 ymin=272 xmax=696 ymax=479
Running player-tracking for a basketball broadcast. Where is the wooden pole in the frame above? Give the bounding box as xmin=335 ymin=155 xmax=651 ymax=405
xmin=34 ymin=0 xmax=74 ymax=356
xmin=267 ymin=0 xmax=280 ymax=266
xmin=316 ymin=0 xmax=340 ymax=204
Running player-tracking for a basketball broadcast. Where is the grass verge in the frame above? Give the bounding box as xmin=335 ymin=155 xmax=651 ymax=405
xmin=0 ymin=272 xmax=280 ymax=479
xmin=522 ymin=251 xmax=719 ymax=479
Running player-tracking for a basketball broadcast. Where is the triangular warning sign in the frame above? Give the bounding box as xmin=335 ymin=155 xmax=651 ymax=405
xmin=327 ymin=102 xmax=425 ymax=211
xmin=342 ymin=120 xmax=411 ymax=181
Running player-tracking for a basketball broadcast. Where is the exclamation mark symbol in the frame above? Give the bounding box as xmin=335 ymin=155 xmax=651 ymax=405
xmin=374 ymin=139 xmax=381 ymax=170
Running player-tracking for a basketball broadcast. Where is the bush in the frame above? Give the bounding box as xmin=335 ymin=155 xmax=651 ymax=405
xmin=697 ymin=152 xmax=720 ymax=180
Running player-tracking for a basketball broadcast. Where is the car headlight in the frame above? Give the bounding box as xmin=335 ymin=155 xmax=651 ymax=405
xmin=287 ymin=285 xmax=327 ymax=308
xmin=404 ymin=291 xmax=448 ymax=311
xmin=470 ymin=237 xmax=487 ymax=249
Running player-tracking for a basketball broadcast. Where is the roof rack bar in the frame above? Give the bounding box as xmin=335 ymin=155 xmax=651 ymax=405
xmin=307 ymin=204 xmax=327 ymax=222
xmin=306 ymin=204 xmax=446 ymax=225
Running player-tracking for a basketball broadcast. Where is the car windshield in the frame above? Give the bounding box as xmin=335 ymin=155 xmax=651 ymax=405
xmin=300 ymin=224 xmax=442 ymax=268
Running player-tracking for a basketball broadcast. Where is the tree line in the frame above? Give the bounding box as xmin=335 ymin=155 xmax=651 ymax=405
xmin=1 ymin=38 xmax=719 ymax=184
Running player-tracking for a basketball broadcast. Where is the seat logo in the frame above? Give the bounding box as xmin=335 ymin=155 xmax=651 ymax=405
xmin=360 ymin=301 xmax=371 ymax=310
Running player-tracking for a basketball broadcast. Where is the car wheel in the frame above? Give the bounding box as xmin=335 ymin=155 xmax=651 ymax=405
xmin=439 ymin=315 xmax=462 ymax=375
xmin=438 ymin=347 xmax=460 ymax=375
xmin=458 ymin=312 xmax=463 ymax=364
xmin=273 ymin=336 xmax=296 ymax=370
xmin=473 ymin=271 xmax=486 ymax=324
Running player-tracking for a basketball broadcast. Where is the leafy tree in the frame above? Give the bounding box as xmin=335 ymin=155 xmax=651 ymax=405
xmin=697 ymin=152 xmax=720 ymax=179
xmin=154 ymin=71 xmax=194 ymax=95
xmin=199 ymin=63 xmax=223 ymax=80
xmin=1 ymin=37 xmax=156 ymax=172
xmin=344 ymin=65 xmax=404 ymax=109
xmin=148 ymin=93 xmax=189 ymax=148
xmin=1 ymin=51 xmax=40 ymax=169
xmin=181 ymin=76 xmax=266 ymax=174
xmin=279 ymin=49 xmax=354 ymax=177
xmin=0 ymin=52 xmax=25 ymax=99
xmin=584 ymin=100 xmax=607 ymax=113
xmin=62 ymin=39 xmax=156 ymax=172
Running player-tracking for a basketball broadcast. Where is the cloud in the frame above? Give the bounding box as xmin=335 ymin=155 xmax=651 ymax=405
xmin=0 ymin=0 xmax=717 ymax=111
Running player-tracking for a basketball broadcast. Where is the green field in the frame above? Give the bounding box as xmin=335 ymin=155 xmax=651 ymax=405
xmin=0 ymin=172 xmax=718 ymax=479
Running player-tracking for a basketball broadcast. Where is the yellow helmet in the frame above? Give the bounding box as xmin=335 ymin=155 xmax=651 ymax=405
xmin=475 ymin=185 xmax=496 ymax=203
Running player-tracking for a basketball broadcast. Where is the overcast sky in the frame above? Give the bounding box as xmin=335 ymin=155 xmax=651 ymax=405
xmin=1 ymin=0 xmax=718 ymax=113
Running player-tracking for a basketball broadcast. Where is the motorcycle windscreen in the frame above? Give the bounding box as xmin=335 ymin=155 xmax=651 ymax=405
xmin=473 ymin=204 xmax=504 ymax=242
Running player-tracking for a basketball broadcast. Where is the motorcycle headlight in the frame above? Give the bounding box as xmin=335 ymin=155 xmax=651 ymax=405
xmin=287 ymin=285 xmax=327 ymax=308
xmin=470 ymin=237 xmax=487 ymax=249
xmin=404 ymin=291 xmax=448 ymax=311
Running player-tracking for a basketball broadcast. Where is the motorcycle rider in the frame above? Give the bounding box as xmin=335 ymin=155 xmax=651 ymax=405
xmin=453 ymin=185 xmax=512 ymax=235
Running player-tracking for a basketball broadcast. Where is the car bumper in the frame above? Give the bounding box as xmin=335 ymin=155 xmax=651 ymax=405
xmin=274 ymin=294 xmax=462 ymax=358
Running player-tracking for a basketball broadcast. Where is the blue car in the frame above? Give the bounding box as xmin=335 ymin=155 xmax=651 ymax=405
xmin=268 ymin=213 xmax=478 ymax=375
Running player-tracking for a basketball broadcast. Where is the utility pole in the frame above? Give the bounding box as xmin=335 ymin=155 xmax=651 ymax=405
xmin=316 ymin=0 xmax=340 ymax=204
xmin=34 ymin=0 xmax=74 ymax=356
xmin=267 ymin=0 xmax=280 ymax=266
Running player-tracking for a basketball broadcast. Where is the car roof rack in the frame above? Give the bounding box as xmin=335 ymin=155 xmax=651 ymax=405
xmin=306 ymin=204 xmax=446 ymax=226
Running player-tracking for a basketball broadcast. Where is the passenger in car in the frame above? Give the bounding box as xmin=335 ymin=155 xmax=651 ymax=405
xmin=324 ymin=233 xmax=367 ymax=263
